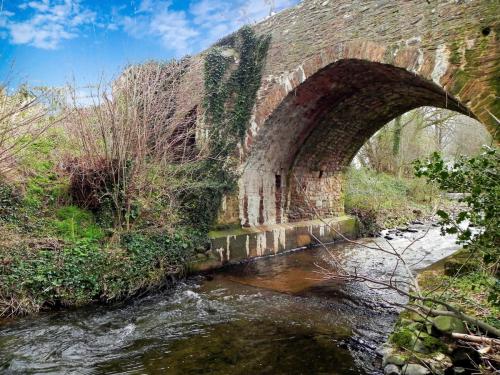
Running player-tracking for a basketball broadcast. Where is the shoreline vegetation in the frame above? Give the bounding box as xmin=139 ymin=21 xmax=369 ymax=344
xmin=378 ymin=250 xmax=500 ymax=375
xmin=0 ymin=157 xmax=449 ymax=319
xmin=0 ymin=26 xmax=271 ymax=318
xmin=376 ymin=149 xmax=500 ymax=374
xmin=0 ymin=154 xmax=446 ymax=317
xmin=0 ymin=162 xmax=457 ymax=319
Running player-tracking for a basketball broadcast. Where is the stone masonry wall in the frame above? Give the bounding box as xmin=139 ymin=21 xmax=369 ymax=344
xmin=175 ymin=0 xmax=499 ymax=227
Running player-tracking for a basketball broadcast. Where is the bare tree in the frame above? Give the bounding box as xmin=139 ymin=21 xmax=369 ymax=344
xmin=354 ymin=107 xmax=491 ymax=176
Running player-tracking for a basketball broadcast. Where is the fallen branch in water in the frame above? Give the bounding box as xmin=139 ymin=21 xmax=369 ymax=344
xmin=318 ymin=264 xmax=500 ymax=337
xmin=292 ymin=173 xmax=500 ymax=338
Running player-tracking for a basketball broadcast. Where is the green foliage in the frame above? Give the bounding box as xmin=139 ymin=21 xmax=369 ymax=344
xmin=176 ymin=25 xmax=271 ymax=231
xmin=344 ymin=167 xmax=438 ymax=229
xmin=414 ymin=147 xmax=499 ymax=268
xmin=52 ymin=206 xmax=104 ymax=241
xmin=420 ymin=334 xmax=447 ymax=353
xmin=432 ymin=271 xmax=500 ymax=328
xmin=390 ymin=327 xmax=416 ymax=349
xmin=414 ymin=147 xmax=499 ymax=306
xmin=21 ymin=134 xmax=69 ymax=209
xmin=172 ymin=160 xmax=236 ymax=231
xmin=204 ymin=26 xmax=271 ymax=156
xmin=0 ymin=182 xmax=22 ymax=223
xmin=390 ymin=326 xmax=446 ymax=353
xmin=0 ymin=228 xmax=203 ymax=315
xmin=1 ymin=240 xmax=104 ymax=307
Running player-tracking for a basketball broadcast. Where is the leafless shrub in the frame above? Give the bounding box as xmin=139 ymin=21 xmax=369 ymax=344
xmin=0 ymin=84 xmax=60 ymax=177
xmin=63 ymin=156 xmax=118 ymax=211
xmin=314 ymin=222 xmax=500 ymax=337
xmin=63 ymin=59 xmax=204 ymax=229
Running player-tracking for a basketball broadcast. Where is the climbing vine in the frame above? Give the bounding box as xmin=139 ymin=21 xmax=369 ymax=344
xmin=176 ymin=26 xmax=271 ymax=230
xmin=204 ymin=25 xmax=271 ymax=157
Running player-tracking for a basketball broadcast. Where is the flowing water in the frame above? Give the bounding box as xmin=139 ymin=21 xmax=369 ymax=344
xmin=0 ymin=224 xmax=460 ymax=375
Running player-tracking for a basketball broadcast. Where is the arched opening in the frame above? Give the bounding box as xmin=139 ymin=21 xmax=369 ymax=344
xmin=240 ymin=59 xmax=482 ymax=226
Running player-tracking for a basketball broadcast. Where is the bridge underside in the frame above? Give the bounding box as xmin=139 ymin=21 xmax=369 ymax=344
xmin=233 ymin=59 xmax=470 ymax=227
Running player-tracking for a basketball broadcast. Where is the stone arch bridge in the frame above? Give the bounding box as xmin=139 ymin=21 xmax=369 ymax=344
xmin=176 ymin=0 xmax=498 ymax=265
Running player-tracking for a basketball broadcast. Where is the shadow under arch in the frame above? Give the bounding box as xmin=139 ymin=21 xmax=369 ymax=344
xmin=239 ymin=59 xmax=480 ymax=226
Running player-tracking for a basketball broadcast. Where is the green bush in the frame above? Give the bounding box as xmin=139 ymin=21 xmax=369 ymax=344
xmin=415 ymin=147 xmax=499 ymax=304
xmin=344 ymin=167 xmax=438 ymax=228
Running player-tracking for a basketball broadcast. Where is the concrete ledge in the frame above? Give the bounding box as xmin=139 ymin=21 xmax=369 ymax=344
xmin=190 ymin=215 xmax=358 ymax=272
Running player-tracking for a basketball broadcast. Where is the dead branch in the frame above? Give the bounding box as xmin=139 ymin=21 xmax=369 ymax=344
xmin=451 ymin=333 xmax=500 ymax=346
xmin=291 ymin=173 xmax=500 ymax=338
xmin=63 ymin=59 xmax=206 ymax=229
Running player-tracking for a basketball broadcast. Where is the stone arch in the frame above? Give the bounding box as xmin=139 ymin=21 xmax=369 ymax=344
xmin=236 ymin=40 xmax=496 ymax=227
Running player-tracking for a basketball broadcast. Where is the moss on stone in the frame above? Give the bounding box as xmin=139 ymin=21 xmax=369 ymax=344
xmin=208 ymin=227 xmax=249 ymax=239
xmin=390 ymin=327 xmax=416 ymax=349
xmin=449 ymin=40 xmax=463 ymax=65
xmin=450 ymin=69 xmax=470 ymax=95
xmin=420 ymin=332 xmax=447 ymax=353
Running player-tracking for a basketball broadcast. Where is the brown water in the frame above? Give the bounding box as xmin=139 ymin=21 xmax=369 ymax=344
xmin=0 ymin=224 xmax=459 ymax=374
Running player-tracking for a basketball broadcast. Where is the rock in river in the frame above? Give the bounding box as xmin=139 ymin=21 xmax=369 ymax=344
xmin=384 ymin=364 xmax=401 ymax=375
xmin=401 ymin=364 xmax=430 ymax=375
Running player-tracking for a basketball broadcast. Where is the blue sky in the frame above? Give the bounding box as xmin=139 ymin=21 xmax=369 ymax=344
xmin=0 ymin=0 xmax=299 ymax=90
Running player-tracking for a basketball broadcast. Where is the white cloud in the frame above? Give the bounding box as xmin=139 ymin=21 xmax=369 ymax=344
xmin=150 ymin=10 xmax=198 ymax=54
xmin=1 ymin=0 xmax=300 ymax=53
xmin=120 ymin=0 xmax=300 ymax=56
xmin=1 ymin=0 xmax=96 ymax=49
xmin=121 ymin=0 xmax=198 ymax=55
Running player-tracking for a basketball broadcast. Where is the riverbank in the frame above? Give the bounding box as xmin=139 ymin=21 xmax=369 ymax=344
xmin=2 ymin=172 xmax=357 ymax=319
xmin=0 ymin=164 xmax=444 ymax=319
xmin=344 ymin=167 xmax=457 ymax=234
xmin=0 ymin=131 xmax=210 ymax=318
xmin=379 ymin=250 xmax=500 ymax=374
xmin=0 ymin=223 xmax=201 ymax=317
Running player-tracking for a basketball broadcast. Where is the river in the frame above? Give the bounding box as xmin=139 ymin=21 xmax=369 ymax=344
xmin=0 ymin=224 xmax=460 ymax=374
